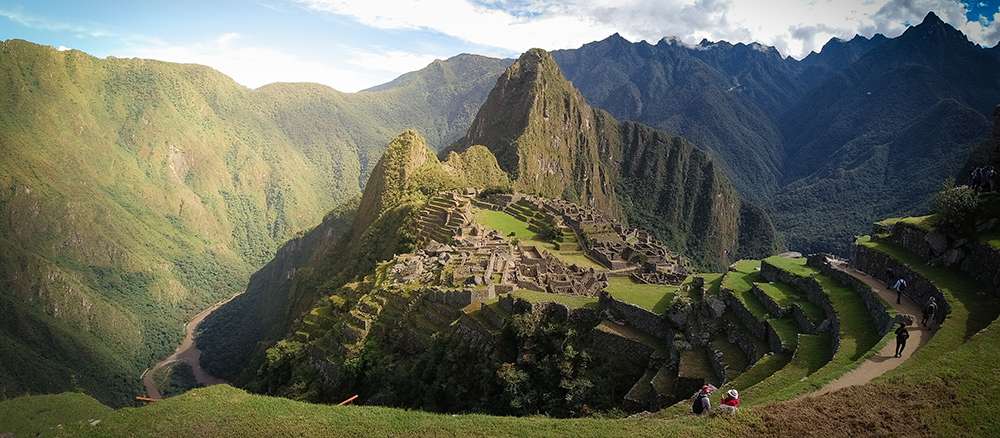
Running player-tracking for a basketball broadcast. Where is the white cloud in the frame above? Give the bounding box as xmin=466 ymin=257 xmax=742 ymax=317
xmin=296 ymin=0 xmax=1000 ymax=59
xmin=119 ymin=33 xmax=445 ymax=92
xmin=340 ymin=46 xmax=442 ymax=73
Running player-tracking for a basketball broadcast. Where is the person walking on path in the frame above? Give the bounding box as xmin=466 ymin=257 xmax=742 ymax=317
xmin=894 ymin=322 xmax=910 ymax=357
xmin=885 ymin=268 xmax=896 ymax=289
xmin=894 ymin=277 xmax=907 ymax=304
xmin=922 ymin=297 xmax=938 ymax=328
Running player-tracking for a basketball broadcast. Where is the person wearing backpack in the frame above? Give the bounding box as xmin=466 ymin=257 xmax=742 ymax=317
xmin=894 ymin=277 xmax=907 ymax=305
xmin=894 ymin=322 xmax=910 ymax=357
xmin=922 ymin=296 xmax=938 ymax=328
xmin=692 ymin=385 xmax=713 ymax=415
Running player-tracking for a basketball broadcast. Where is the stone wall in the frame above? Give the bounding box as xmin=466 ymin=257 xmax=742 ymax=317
xmin=724 ymin=320 xmax=758 ymax=368
xmin=849 ymin=244 xmax=950 ymax=325
xmin=751 ymin=284 xmax=787 ymax=318
xmin=479 ymin=302 xmax=506 ymax=329
xmin=426 ymin=286 xmax=497 ymax=308
xmin=808 ymin=254 xmax=894 ymax=336
xmin=875 ymin=222 xmax=1000 ymax=297
xmin=455 ymin=313 xmax=495 ymax=354
xmin=759 ymin=259 xmax=840 ymax=358
xmin=707 ymin=348 xmax=728 ymax=385
xmin=721 ymin=290 xmax=785 ymax=353
xmin=591 ymin=325 xmax=655 ymax=366
xmin=597 ymin=292 xmax=672 ymax=341
xmin=790 ymin=305 xmax=817 ymax=334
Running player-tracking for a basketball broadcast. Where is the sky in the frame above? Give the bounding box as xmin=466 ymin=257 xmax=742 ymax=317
xmin=1 ymin=0 xmax=998 ymax=93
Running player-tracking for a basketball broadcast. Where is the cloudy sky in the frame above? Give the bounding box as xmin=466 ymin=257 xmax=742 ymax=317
xmin=1 ymin=0 xmax=998 ymax=92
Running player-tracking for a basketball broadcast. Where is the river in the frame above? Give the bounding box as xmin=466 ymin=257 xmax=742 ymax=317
xmin=141 ymin=292 xmax=241 ymax=399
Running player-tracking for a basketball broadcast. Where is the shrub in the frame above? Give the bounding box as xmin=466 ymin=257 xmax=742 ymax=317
xmin=934 ymin=177 xmax=980 ymax=233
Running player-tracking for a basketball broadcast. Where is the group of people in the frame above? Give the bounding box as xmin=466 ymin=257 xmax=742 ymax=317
xmin=894 ymin=295 xmax=940 ymax=358
xmin=970 ymin=165 xmax=996 ymax=194
xmin=692 ymin=385 xmax=739 ymax=415
xmin=690 ymin=268 xmax=943 ymax=414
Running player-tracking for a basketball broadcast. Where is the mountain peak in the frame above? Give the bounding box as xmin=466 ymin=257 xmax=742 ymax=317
xmin=922 ymin=11 xmax=943 ymax=25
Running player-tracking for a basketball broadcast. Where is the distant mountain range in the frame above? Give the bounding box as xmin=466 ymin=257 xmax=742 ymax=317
xmin=550 ymin=12 xmax=1000 ymax=254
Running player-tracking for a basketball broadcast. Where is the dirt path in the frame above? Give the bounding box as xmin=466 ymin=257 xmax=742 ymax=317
xmin=808 ymin=259 xmax=934 ymax=396
xmin=141 ymin=292 xmax=241 ymax=399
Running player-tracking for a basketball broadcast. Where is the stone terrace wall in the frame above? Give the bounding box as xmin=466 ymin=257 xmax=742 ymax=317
xmin=591 ymin=325 xmax=655 ymax=366
xmin=752 ymin=284 xmax=787 ymax=317
xmin=724 ymin=320 xmax=758 ymax=368
xmin=759 ymin=259 xmax=841 ymax=358
xmin=790 ymin=305 xmax=817 ymax=335
xmin=426 ymin=286 xmax=496 ymax=308
xmin=849 ymin=244 xmax=950 ymax=325
xmin=875 ymin=222 xmax=1000 ymax=297
xmin=721 ymin=290 xmax=785 ymax=354
xmin=708 ymin=348 xmax=727 ymax=385
xmin=455 ymin=313 xmax=496 ymax=354
xmin=808 ymin=254 xmax=894 ymax=336
xmin=597 ymin=292 xmax=672 ymax=341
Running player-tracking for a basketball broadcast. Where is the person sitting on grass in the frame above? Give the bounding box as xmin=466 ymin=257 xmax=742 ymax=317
xmin=692 ymin=385 xmax=713 ymax=415
xmin=719 ymin=389 xmax=740 ymax=414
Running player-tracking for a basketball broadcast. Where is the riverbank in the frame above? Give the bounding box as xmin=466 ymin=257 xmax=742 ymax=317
xmin=141 ymin=292 xmax=242 ymax=399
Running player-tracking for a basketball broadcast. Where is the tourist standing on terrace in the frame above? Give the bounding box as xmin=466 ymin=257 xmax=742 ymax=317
xmin=894 ymin=322 xmax=909 ymax=357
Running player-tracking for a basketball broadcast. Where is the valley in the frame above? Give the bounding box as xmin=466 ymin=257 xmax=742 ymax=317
xmin=141 ymin=291 xmax=239 ymax=399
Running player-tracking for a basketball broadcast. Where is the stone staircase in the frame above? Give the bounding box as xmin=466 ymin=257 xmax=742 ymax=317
xmin=415 ymin=192 xmax=475 ymax=244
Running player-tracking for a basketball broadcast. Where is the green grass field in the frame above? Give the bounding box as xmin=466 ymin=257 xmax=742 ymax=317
xmin=475 ymin=209 xmax=607 ymax=271
xmin=604 ymin=277 xmax=676 ymax=314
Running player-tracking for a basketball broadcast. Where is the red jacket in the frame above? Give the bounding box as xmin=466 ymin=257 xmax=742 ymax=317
xmin=721 ymin=396 xmax=740 ymax=407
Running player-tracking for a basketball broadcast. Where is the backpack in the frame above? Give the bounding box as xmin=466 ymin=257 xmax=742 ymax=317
xmin=692 ymin=394 xmax=708 ymax=414
xmin=925 ymin=302 xmax=937 ymax=315
xmin=900 ymin=328 xmax=909 ymax=339
xmin=898 ymin=281 xmax=906 ymax=292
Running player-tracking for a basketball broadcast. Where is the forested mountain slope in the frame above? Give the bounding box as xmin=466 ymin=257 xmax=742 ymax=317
xmin=774 ymin=12 xmax=1000 ymax=253
xmin=550 ymin=13 xmax=1000 ymax=256
xmin=449 ymin=48 xmax=783 ymax=269
xmin=0 ymin=39 xmax=509 ymax=406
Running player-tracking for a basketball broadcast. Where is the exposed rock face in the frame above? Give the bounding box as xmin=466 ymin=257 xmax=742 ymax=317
xmin=450 ymin=48 xmax=783 ymax=269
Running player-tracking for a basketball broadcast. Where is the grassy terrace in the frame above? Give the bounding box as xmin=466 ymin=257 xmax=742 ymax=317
xmin=857 ymin=237 xmax=1000 ymax=367
xmin=756 ymin=256 xmax=884 ymax=400
xmin=604 ymin=277 xmax=677 ymax=314
xmin=754 ymin=282 xmax=825 ymax=325
xmin=509 ymin=290 xmax=598 ymax=309
xmin=740 ymin=332 xmax=832 ymax=405
xmin=474 ymin=209 xmax=606 ymax=271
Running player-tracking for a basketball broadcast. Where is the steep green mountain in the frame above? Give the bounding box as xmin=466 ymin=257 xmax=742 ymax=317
xmin=450 ymin=48 xmax=783 ymax=269
xmin=774 ymin=12 xmax=1000 ymax=254
xmin=197 ymin=130 xmax=510 ymax=382
xmin=0 ymin=39 xmax=509 ymax=406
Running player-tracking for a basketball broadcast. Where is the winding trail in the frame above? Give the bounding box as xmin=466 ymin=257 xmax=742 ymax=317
xmin=809 ymin=259 xmax=934 ymax=396
xmin=141 ymin=292 xmax=241 ymax=399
